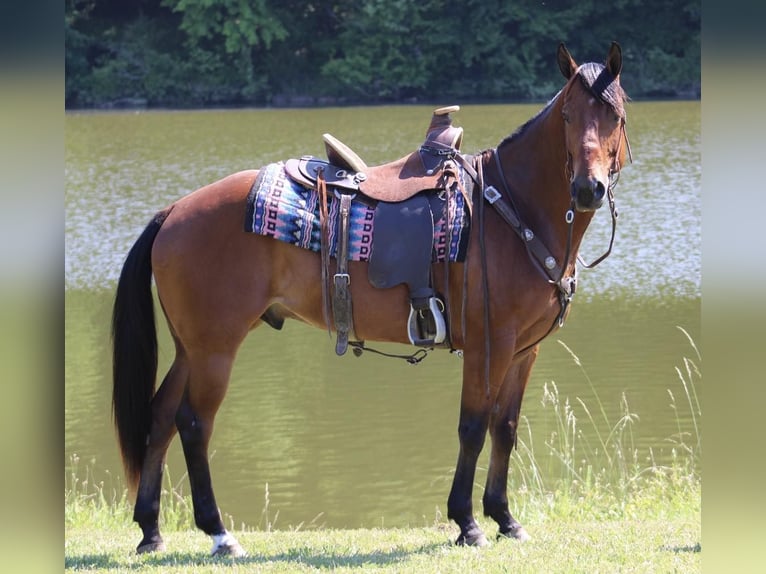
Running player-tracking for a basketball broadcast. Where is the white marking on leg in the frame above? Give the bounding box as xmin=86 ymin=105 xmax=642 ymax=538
xmin=210 ymin=531 xmax=243 ymax=555
xmin=515 ymin=526 xmax=532 ymax=542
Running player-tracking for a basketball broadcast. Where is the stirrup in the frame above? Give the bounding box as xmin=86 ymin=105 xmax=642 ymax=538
xmin=407 ymin=296 xmax=446 ymax=346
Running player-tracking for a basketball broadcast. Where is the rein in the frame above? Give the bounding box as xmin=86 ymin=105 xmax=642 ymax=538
xmin=577 ymin=185 xmax=617 ymax=269
xmin=575 ymin=119 xmax=628 ymax=269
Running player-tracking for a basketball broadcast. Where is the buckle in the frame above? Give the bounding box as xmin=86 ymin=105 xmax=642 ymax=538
xmin=334 ymin=273 xmax=350 ymax=286
xmin=333 ymin=190 xmax=357 ymax=201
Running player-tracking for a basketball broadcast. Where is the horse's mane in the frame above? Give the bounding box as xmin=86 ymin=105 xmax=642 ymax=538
xmin=497 ymin=90 xmax=561 ymax=149
xmin=497 ymin=61 xmax=627 ymax=150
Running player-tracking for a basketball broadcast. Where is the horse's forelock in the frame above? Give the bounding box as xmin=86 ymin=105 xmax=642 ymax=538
xmin=575 ymin=62 xmax=626 ymax=118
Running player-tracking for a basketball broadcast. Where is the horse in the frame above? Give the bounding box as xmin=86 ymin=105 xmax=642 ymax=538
xmin=112 ymin=42 xmax=630 ymax=556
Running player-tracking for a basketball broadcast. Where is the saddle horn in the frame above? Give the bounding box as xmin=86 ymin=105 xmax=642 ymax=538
xmin=426 ymin=105 xmax=463 ymax=150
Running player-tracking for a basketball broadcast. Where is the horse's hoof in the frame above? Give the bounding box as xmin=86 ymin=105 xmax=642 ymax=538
xmin=136 ymin=540 xmax=166 ymax=554
xmin=211 ymin=542 xmax=247 ymax=558
xmin=210 ymin=532 xmax=247 ymax=558
xmin=498 ymin=525 xmax=531 ymax=542
xmin=455 ymin=531 xmax=490 ymax=547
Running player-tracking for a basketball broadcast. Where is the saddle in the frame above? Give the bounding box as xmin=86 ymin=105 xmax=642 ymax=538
xmin=283 ymin=106 xmax=469 ymax=355
xmin=285 ymin=105 xmax=465 ymax=202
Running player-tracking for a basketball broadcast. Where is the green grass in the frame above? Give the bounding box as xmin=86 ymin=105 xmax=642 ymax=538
xmin=65 ymin=518 xmax=700 ymax=573
xmin=66 ymin=328 xmax=701 ymax=572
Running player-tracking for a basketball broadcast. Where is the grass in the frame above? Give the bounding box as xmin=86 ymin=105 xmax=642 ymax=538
xmin=65 ymin=328 xmax=701 ymax=572
xmin=65 ymin=519 xmax=700 ymax=573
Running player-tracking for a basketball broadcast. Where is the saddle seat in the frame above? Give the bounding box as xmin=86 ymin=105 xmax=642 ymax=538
xmin=285 ymin=106 xmax=465 ymax=203
xmin=324 ymin=104 xmax=463 ymax=173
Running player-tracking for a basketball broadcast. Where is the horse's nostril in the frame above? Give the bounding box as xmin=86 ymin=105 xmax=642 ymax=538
xmin=593 ymin=179 xmax=606 ymax=201
xmin=572 ymin=177 xmax=606 ymax=211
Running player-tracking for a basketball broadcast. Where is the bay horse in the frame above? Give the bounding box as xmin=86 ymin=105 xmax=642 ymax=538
xmin=112 ymin=42 xmax=630 ymax=555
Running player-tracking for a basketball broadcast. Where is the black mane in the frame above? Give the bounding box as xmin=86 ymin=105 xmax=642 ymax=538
xmin=497 ymin=89 xmax=561 ymax=149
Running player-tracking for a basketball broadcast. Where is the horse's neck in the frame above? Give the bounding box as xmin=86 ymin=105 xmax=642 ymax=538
xmin=493 ymin=104 xmax=594 ymax=260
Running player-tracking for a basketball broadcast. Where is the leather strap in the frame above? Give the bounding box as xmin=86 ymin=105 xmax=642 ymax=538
xmin=483 ymin=150 xmax=576 ymax=357
xmin=317 ymin=170 xmax=332 ymax=335
xmin=489 ymin=150 xmax=565 ymax=283
xmin=333 ymin=192 xmax=355 ymax=355
xmin=476 ymin=158 xmax=491 ymax=399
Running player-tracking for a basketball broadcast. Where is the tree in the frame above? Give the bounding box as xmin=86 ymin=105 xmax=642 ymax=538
xmin=65 ymin=0 xmax=700 ymax=107
xmin=161 ymin=0 xmax=288 ymax=101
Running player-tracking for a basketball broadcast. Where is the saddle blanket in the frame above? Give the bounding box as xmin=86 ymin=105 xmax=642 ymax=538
xmin=244 ymin=162 xmax=470 ymax=262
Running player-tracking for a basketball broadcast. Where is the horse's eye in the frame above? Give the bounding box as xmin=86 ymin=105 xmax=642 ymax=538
xmin=562 ymin=111 xmax=570 ymax=124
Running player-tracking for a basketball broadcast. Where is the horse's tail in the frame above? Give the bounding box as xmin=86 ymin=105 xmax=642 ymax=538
xmin=111 ymin=208 xmax=171 ymax=491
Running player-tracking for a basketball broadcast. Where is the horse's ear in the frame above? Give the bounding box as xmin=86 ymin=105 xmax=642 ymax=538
xmin=606 ymin=42 xmax=622 ymax=77
xmin=557 ymin=43 xmax=578 ymax=79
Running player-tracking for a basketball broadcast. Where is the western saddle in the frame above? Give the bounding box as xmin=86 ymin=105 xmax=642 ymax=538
xmin=283 ymin=106 xmax=470 ymax=356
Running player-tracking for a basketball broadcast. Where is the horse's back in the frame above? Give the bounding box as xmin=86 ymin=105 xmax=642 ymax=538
xmin=153 ymin=169 xmax=258 ymax=259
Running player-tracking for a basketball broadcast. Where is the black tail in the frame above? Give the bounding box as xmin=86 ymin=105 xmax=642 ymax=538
xmin=112 ymin=209 xmax=171 ymax=490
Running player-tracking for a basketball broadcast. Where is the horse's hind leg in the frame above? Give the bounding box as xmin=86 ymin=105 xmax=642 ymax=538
xmin=482 ymin=350 xmax=537 ymax=542
xmin=175 ymin=352 xmax=246 ymax=557
xmin=134 ymin=354 xmax=189 ymax=553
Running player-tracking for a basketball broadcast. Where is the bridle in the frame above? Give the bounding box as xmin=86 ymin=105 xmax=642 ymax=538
xmin=484 ymin=112 xmax=632 ymax=294
xmin=458 ymin=88 xmax=632 ymax=387
xmin=574 ymin=117 xmax=632 ymax=271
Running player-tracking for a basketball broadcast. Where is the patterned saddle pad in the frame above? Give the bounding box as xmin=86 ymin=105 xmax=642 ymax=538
xmin=244 ymin=162 xmax=470 ymax=263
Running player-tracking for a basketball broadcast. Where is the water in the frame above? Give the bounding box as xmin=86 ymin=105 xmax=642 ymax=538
xmin=65 ymin=102 xmax=700 ymax=529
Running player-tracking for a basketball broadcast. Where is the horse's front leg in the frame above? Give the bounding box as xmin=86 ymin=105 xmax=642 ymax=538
xmin=447 ymin=398 xmax=490 ymax=546
xmin=482 ymin=348 xmax=538 ymax=542
xmin=447 ymin=348 xmax=514 ymax=546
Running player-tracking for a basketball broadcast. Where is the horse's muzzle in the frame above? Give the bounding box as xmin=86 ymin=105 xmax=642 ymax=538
xmin=571 ymin=176 xmax=606 ymax=212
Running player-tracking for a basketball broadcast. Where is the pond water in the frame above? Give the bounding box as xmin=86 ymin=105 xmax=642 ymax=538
xmin=65 ymin=102 xmax=700 ymax=529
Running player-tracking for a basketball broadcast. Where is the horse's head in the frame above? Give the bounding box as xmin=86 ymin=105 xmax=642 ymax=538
xmin=557 ymin=42 xmax=630 ymax=212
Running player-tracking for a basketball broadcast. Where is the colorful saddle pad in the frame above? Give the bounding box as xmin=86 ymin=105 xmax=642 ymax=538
xmin=244 ymin=162 xmax=470 ymax=263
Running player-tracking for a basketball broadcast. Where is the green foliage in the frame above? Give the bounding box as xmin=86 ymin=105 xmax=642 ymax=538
xmin=64 ymin=0 xmax=700 ymax=107
xmin=65 ymin=453 xmax=200 ymax=532
xmin=164 ymin=0 xmax=287 ymax=52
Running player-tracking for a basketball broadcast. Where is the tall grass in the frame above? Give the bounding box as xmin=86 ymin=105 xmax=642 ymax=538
xmin=509 ymin=326 xmax=701 ymax=523
xmin=65 ymin=452 xmax=260 ymax=533
xmin=65 ymin=454 xmax=197 ymax=531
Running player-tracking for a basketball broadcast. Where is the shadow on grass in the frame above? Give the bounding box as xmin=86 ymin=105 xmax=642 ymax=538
xmin=67 ymin=542 xmax=448 ymax=570
xmin=661 ymin=543 xmax=701 ymax=553
xmin=243 ymin=542 xmax=448 ymax=568
xmin=65 ymin=554 xmax=122 ymax=569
